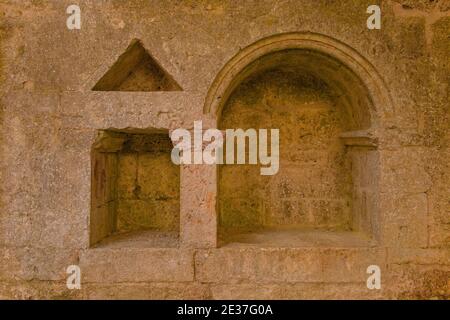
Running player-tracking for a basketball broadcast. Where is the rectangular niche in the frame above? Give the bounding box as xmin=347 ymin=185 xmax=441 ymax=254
xmin=90 ymin=129 xmax=180 ymax=248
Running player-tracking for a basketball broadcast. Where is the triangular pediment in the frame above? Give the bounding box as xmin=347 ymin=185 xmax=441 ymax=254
xmin=93 ymin=39 xmax=182 ymax=92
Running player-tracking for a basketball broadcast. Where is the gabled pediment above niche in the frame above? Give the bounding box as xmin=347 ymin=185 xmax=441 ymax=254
xmin=92 ymin=39 xmax=182 ymax=92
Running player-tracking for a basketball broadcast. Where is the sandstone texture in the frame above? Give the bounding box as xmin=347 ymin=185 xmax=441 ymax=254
xmin=0 ymin=0 xmax=449 ymax=299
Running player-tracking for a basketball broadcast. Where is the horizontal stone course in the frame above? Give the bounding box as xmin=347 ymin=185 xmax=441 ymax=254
xmin=79 ymin=248 xmax=194 ymax=283
xmin=195 ymin=247 xmax=386 ymax=284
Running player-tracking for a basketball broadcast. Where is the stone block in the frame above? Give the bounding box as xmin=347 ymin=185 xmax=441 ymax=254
xmin=180 ymin=164 xmax=217 ymax=248
xmin=380 ymin=148 xmax=432 ymax=194
xmin=195 ymin=247 xmax=385 ymax=284
xmin=80 ymin=248 xmax=194 ymax=283
xmin=210 ymin=283 xmax=385 ymax=300
xmin=381 ymin=193 xmax=429 ymax=248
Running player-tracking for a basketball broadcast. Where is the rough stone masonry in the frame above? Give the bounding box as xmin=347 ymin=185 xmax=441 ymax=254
xmin=0 ymin=0 xmax=449 ymax=299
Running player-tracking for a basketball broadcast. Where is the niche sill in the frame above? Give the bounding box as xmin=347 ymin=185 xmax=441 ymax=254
xmin=92 ymin=230 xmax=179 ymax=249
xmin=219 ymin=228 xmax=375 ymax=248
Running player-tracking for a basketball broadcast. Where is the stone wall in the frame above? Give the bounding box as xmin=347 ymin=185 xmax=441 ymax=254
xmin=90 ymin=130 xmax=179 ymax=246
xmin=219 ymin=69 xmax=353 ymax=233
xmin=0 ymin=0 xmax=449 ymax=299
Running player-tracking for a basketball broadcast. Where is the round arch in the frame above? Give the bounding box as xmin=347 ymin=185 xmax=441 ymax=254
xmin=203 ymin=32 xmax=393 ymax=131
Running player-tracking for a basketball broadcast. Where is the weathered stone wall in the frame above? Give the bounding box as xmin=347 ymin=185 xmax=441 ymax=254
xmin=0 ymin=0 xmax=449 ymax=299
xmin=219 ymin=69 xmax=353 ymax=232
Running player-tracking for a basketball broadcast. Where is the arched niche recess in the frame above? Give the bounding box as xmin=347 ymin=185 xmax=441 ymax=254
xmin=204 ymin=33 xmax=393 ymax=247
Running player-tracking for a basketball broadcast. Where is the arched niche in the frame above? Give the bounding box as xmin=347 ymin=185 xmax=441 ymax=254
xmin=204 ymin=33 xmax=392 ymax=247
xmin=204 ymin=32 xmax=393 ymax=125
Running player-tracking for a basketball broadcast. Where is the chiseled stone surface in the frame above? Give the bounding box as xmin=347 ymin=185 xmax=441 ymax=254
xmin=210 ymin=283 xmax=386 ymax=300
xmin=0 ymin=0 xmax=449 ymax=299
xmin=79 ymin=248 xmax=195 ymax=283
xmin=83 ymin=282 xmax=210 ymax=300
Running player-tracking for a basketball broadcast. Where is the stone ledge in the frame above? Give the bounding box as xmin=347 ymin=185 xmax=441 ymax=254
xmin=195 ymin=247 xmax=386 ymax=284
xmin=79 ymin=248 xmax=194 ymax=283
